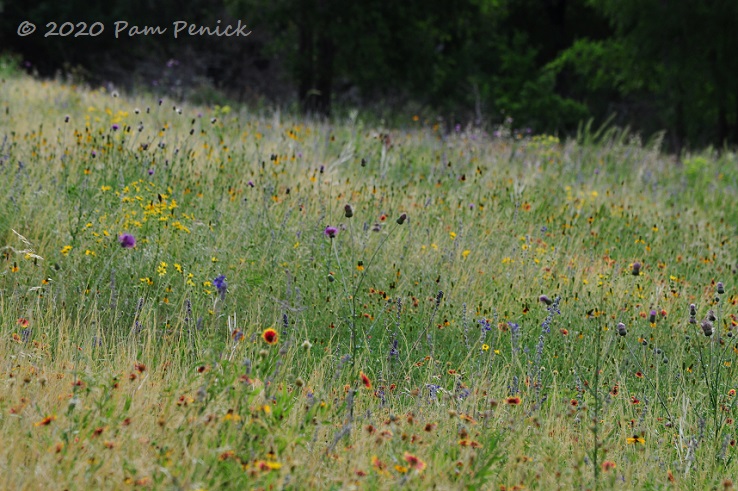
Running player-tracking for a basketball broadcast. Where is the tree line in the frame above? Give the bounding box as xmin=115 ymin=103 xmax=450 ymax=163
xmin=3 ymin=0 xmax=738 ymax=151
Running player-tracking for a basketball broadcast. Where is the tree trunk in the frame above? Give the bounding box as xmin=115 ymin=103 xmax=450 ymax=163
xmin=296 ymin=6 xmax=315 ymax=115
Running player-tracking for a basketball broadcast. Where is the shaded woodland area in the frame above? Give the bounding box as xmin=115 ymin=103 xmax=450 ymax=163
xmin=2 ymin=0 xmax=738 ymax=151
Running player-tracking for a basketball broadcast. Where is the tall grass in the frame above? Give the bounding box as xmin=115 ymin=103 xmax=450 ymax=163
xmin=0 ymin=75 xmax=737 ymax=489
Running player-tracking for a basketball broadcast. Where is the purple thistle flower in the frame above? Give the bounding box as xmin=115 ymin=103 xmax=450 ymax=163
xmin=118 ymin=233 xmax=136 ymax=249
xmin=247 ymin=180 xmax=254 ymax=187
xmin=324 ymin=226 xmax=338 ymax=238
xmin=148 ymin=168 xmax=154 ymax=176
xmin=112 ymin=124 xmax=120 ymax=131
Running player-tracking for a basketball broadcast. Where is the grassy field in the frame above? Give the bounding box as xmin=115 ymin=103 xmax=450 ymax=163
xmin=1 ymin=71 xmax=738 ymax=490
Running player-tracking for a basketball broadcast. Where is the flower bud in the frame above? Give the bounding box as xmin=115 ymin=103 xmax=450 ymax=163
xmin=717 ymin=282 xmax=725 ymax=295
xmin=539 ymin=295 xmax=553 ymax=306
xmin=396 ymin=212 xmax=408 ymax=225
xmin=617 ymin=322 xmax=627 ymax=337
xmin=632 ymin=262 xmax=641 ymax=276
xmin=701 ymin=319 xmax=714 ymax=337
xmin=649 ymin=310 xmax=657 ymax=323
xmin=344 ymin=204 xmax=354 ymax=218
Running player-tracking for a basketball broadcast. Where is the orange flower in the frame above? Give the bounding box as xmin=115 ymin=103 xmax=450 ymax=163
xmin=34 ymin=415 xmax=56 ymax=427
xmin=506 ymin=396 xmax=521 ymax=405
xmin=602 ymin=460 xmax=616 ymax=471
xmin=360 ymin=372 xmax=372 ymax=389
xmin=17 ymin=318 xmax=29 ymax=328
xmin=403 ymin=452 xmax=426 ymax=472
xmin=262 ymin=328 xmax=278 ymax=345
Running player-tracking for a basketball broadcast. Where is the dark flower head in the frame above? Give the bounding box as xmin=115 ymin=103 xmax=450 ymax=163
xmin=344 ymin=204 xmax=354 ymax=218
xmin=717 ymin=282 xmax=725 ymax=295
xmin=539 ymin=295 xmax=553 ymax=306
xmin=213 ymin=275 xmax=227 ymax=294
xmin=701 ymin=319 xmax=714 ymax=336
xmin=649 ymin=310 xmax=657 ymax=323
xmin=617 ymin=322 xmax=627 ymax=337
xmin=396 ymin=212 xmax=408 ymax=225
xmin=632 ymin=262 xmax=641 ymax=276
xmin=118 ymin=233 xmax=136 ymax=249
xmin=324 ymin=226 xmax=338 ymax=238
xmin=112 ymin=124 xmax=120 ymax=131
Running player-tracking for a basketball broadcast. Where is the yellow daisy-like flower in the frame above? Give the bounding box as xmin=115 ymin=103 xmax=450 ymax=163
xmin=482 ymin=344 xmax=490 ymax=351
xmin=60 ymin=245 xmax=72 ymax=255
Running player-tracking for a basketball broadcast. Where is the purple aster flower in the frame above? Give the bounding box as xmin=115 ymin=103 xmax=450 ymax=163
xmin=118 ymin=233 xmax=136 ymax=249
xmin=324 ymin=226 xmax=338 ymax=239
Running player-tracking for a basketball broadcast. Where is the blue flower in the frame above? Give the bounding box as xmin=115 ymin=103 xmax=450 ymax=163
xmin=214 ymin=275 xmax=227 ymax=294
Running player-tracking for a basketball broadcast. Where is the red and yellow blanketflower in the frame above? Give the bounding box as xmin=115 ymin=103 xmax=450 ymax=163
xmin=262 ymin=328 xmax=278 ymax=344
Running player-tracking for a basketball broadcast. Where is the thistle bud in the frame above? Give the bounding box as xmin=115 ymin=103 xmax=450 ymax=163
xmin=717 ymin=282 xmax=725 ymax=295
xmin=396 ymin=212 xmax=408 ymax=225
xmin=632 ymin=262 xmax=642 ymax=276
xmin=708 ymin=310 xmax=716 ymax=322
xmin=617 ymin=322 xmax=627 ymax=337
xmin=690 ymin=304 xmax=697 ymax=316
xmin=539 ymin=295 xmax=553 ymax=306
xmin=649 ymin=310 xmax=657 ymax=323
xmin=701 ymin=319 xmax=714 ymax=337
xmin=344 ymin=204 xmax=354 ymax=218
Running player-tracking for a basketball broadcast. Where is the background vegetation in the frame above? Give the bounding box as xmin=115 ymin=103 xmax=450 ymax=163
xmin=3 ymin=1 xmax=738 ymax=151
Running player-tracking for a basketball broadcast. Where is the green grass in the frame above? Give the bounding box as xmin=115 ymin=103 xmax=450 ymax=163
xmin=1 ymin=74 xmax=738 ymax=490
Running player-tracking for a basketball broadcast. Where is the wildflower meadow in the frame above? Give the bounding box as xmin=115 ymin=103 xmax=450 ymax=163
xmin=1 ymin=71 xmax=738 ymax=490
